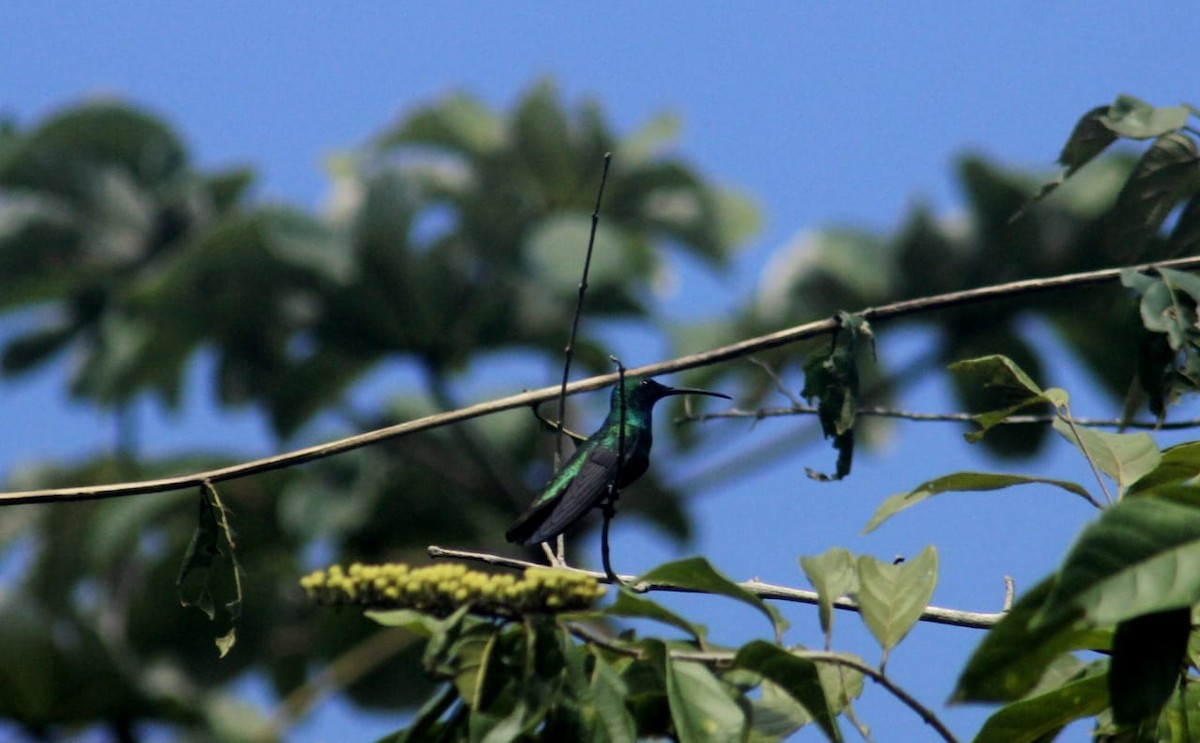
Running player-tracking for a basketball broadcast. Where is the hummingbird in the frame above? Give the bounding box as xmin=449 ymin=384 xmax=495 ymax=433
xmin=506 ymin=376 xmax=731 ymax=546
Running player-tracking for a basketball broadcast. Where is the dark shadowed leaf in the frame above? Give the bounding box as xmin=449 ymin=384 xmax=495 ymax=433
xmin=802 ymin=312 xmax=871 ymax=481
xmin=604 ymin=588 xmax=707 ymax=647
xmin=1109 ymin=608 xmax=1190 ymax=725
xmin=1105 ymin=132 xmax=1200 ymax=260
xmin=733 ymin=641 xmax=843 ymax=743
xmin=176 ymin=482 xmax=243 ymax=657
xmin=638 ymin=557 xmax=786 ymax=641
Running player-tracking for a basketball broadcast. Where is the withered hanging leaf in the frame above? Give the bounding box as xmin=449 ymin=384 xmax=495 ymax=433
xmin=1106 ymin=132 xmax=1200 ymax=261
xmin=177 ymin=481 xmax=244 ymax=657
xmin=802 ymin=312 xmax=873 ymax=481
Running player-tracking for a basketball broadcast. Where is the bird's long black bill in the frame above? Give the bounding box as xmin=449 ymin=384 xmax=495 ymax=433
xmin=661 ymin=387 xmax=732 ymax=400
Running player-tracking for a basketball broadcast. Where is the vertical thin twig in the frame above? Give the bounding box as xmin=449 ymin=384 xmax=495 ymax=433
xmin=555 ymin=153 xmax=613 ymax=468
xmin=602 ymin=356 xmax=627 ymax=584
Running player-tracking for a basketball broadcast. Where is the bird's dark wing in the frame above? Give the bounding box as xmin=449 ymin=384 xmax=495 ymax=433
xmin=508 ymin=445 xmax=620 ymax=546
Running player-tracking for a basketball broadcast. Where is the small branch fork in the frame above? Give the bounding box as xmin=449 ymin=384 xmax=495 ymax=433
xmin=5 ymin=255 xmax=1200 ymax=506
xmin=426 ymin=545 xmax=1004 ymax=630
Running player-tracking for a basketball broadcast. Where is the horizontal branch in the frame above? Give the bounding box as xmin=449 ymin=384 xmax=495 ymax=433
xmin=4 ymin=255 xmax=1200 ymax=506
xmin=427 ymin=545 xmax=1003 ymax=630
xmin=686 ymin=405 xmax=1200 ymax=430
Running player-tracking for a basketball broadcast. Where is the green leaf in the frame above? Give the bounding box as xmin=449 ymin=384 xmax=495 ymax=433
xmin=948 ymin=354 xmax=1048 ymax=398
xmin=1167 ymin=191 xmax=1200 ymax=257
xmin=953 ymin=577 xmax=1109 ymax=703
xmin=949 ymin=354 xmax=1068 ymax=445
xmin=1105 ymin=132 xmax=1200 ymax=259
xmin=1037 ymin=497 xmax=1200 ymax=629
xmin=1051 ymin=418 xmax=1161 ymax=494
xmin=732 ymin=641 xmax=843 ymax=743
xmin=587 ymin=655 xmax=637 ymax=743
xmin=176 ymin=482 xmax=243 ymax=657
xmin=1019 ymin=104 xmax=1119 ymax=210
xmin=379 ymin=684 xmax=459 ymax=743
xmin=1127 ymin=440 xmax=1200 ymax=496
xmin=664 ymin=656 xmax=746 ymax=743
xmin=864 ymin=472 xmax=1094 ymax=534
xmin=799 ymin=548 xmax=858 ymax=643
xmin=853 ymin=546 xmax=937 ymax=658
xmin=1109 ymin=608 xmax=1190 ymax=725
xmin=261 ymin=206 xmax=355 ymax=284
xmin=638 ymin=557 xmax=787 ymax=642
xmin=973 ymin=664 xmax=1109 ymax=743
xmin=377 ymin=90 xmax=504 ymax=155
xmin=1101 ymin=95 xmax=1192 ymax=139
xmin=604 ymin=588 xmax=707 ymax=647
xmin=524 ymin=213 xmax=636 ymax=291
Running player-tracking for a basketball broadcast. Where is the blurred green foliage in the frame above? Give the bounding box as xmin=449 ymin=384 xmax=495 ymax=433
xmin=4 ymin=87 xmax=1200 ymax=739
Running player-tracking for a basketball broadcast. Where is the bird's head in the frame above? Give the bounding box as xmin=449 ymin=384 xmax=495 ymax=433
xmin=612 ymin=376 xmax=731 ymax=410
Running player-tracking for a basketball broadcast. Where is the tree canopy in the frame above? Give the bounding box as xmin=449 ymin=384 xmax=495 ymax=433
xmin=3 ymin=86 xmax=1200 ymax=741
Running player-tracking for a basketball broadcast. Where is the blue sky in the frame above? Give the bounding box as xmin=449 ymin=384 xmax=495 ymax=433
xmin=4 ymin=4 xmax=1200 ymax=740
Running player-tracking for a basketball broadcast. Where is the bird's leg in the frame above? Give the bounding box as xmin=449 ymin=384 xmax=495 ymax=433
xmin=602 ymin=355 xmax=628 ymax=586
xmin=600 ymin=484 xmax=623 ymax=585
xmin=539 ymin=539 xmax=568 ymax=568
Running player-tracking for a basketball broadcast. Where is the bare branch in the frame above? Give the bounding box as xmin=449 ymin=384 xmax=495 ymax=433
xmin=683 ymin=404 xmax=1200 ymax=431
xmin=4 ymin=255 xmax=1200 ymax=506
xmin=428 ymin=545 xmax=1003 ymax=630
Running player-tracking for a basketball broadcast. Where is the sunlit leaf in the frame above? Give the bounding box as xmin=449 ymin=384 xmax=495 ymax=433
xmin=1037 ymin=496 xmax=1200 ymax=629
xmin=1051 ymin=418 xmax=1161 ymax=494
xmin=1127 ymin=440 xmax=1200 ymax=496
xmin=1101 ymin=95 xmax=1192 ymax=140
xmin=587 ymin=655 xmax=637 ymax=743
xmin=853 ymin=546 xmax=937 ymax=657
xmin=799 ymin=548 xmax=858 ymax=643
xmin=664 ymin=656 xmax=745 ymax=743
xmin=953 ymin=577 xmax=1110 ymax=702
xmin=864 ymin=472 xmax=1095 ymax=534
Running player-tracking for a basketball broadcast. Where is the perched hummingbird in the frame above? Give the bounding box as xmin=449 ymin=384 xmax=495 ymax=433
xmin=506 ymin=376 xmax=731 ymax=546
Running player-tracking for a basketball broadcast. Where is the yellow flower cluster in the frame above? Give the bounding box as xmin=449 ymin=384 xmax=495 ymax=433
xmin=300 ymin=562 xmax=606 ymax=617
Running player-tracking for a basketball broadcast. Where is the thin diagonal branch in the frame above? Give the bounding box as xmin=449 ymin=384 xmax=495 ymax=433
xmin=4 ymin=255 xmax=1200 ymax=506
